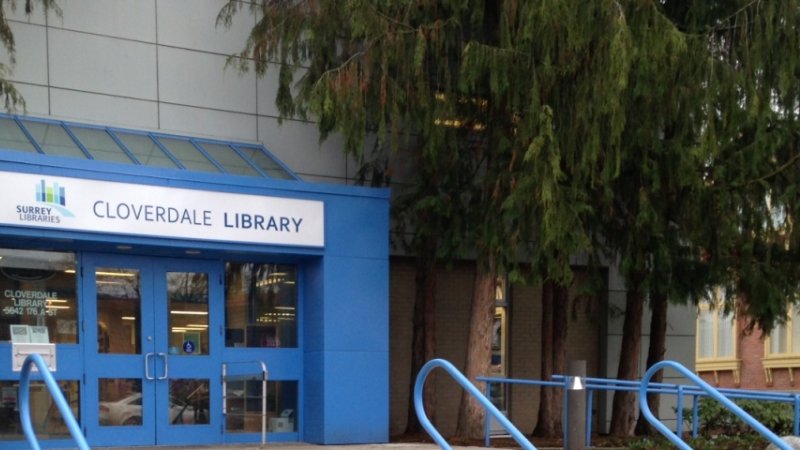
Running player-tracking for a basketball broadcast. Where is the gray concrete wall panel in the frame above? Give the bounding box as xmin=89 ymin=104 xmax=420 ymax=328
xmin=158 ymin=46 xmax=256 ymax=114
xmin=55 ymin=0 xmax=156 ymax=42
xmin=1 ymin=22 xmax=48 ymax=85
xmin=156 ymin=0 xmax=253 ymax=55
xmin=50 ymin=88 xmax=158 ymax=129
xmin=159 ymin=102 xmax=257 ymax=141
xmin=9 ymin=84 xmax=49 ymax=114
xmin=257 ymin=117 xmax=349 ymax=183
xmin=4 ymin=1 xmax=47 ymax=24
xmin=48 ymin=28 xmax=158 ymax=100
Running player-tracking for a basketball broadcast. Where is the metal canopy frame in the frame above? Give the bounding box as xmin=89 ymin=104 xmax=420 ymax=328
xmin=0 ymin=113 xmax=300 ymax=181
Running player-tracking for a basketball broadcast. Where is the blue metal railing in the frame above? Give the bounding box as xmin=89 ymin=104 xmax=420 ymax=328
xmin=477 ymin=376 xmax=581 ymax=448
xmin=19 ymin=353 xmax=89 ymax=450
xmin=480 ymin=371 xmax=800 ymax=448
xmin=552 ymin=374 xmax=800 ymax=440
xmin=640 ymin=360 xmax=791 ymax=450
xmin=414 ymin=358 xmax=536 ymax=450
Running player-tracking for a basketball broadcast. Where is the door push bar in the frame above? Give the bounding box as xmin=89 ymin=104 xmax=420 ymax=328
xmin=145 ymin=353 xmax=169 ymax=380
xmin=157 ymin=352 xmax=168 ymax=380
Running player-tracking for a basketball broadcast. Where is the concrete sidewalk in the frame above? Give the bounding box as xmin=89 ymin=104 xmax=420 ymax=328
xmin=101 ymin=444 xmax=492 ymax=450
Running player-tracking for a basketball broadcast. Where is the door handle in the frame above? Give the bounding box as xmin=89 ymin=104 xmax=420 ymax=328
xmin=157 ymin=352 xmax=168 ymax=380
xmin=145 ymin=352 xmax=155 ymax=380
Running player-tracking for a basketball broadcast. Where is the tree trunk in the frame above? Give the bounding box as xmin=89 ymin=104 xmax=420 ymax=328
xmin=609 ymin=282 xmax=645 ymax=436
xmin=533 ymin=280 xmax=555 ymax=436
xmin=634 ymin=292 xmax=668 ymax=435
xmin=455 ymin=254 xmax=497 ymax=439
xmin=533 ymin=279 xmax=568 ymax=437
xmin=406 ymin=251 xmax=437 ymax=434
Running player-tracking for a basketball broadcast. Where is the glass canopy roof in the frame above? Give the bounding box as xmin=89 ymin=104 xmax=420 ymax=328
xmin=0 ymin=114 xmax=299 ymax=181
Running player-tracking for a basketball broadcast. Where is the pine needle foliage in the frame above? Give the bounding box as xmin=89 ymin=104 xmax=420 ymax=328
xmin=220 ymin=0 xmax=800 ymax=437
xmin=219 ymin=0 xmax=800 ymax=336
xmin=219 ymin=0 xmax=638 ymax=282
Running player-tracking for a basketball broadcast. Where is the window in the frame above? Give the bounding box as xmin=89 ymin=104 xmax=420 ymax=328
xmin=167 ymin=271 xmax=209 ymax=356
xmin=0 ymin=117 xmax=37 ymax=153
xmin=21 ymin=120 xmax=86 ymax=159
xmin=763 ymin=305 xmax=800 ymax=383
xmin=695 ymin=289 xmax=739 ymax=383
xmin=766 ymin=306 xmax=800 ymax=356
xmin=0 ymin=113 xmax=301 ymax=180
xmin=157 ymin=137 xmax=220 ymax=173
xmin=0 ymin=380 xmax=79 ymax=440
xmin=0 ymin=248 xmax=77 ymax=344
xmin=697 ymin=304 xmax=735 ymax=359
xmin=489 ymin=276 xmax=508 ymax=420
xmin=224 ymin=263 xmax=297 ymax=348
xmin=225 ymin=380 xmax=297 ymax=433
xmin=68 ymin=126 xmax=135 ymax=164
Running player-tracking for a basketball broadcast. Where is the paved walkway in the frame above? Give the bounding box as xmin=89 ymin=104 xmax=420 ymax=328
xmin=102 ymin=445 xmax=491 ymax=450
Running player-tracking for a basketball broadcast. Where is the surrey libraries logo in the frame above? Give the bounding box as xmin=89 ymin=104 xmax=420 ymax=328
xmin=15 ymin=179 xmax=75 ymax=223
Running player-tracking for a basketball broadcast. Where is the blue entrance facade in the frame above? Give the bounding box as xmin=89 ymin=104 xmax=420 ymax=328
xmin=82 ymin=254 xmax=224 ymax=447
xmin=0 ymin=115 xmax=390 ymax=448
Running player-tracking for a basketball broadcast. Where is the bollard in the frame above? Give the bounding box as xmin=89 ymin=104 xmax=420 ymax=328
xmin=567 ymin=360 xmax=586 ymax=450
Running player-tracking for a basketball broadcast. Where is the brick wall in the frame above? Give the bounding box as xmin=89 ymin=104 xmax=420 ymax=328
xmin=699 ymin=318 xmax=797 ymax=391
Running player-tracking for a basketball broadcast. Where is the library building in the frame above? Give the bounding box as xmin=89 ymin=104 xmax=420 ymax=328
xmin=0 ymin=114 xmax=390 ymax=448
xmin=0 ymin=1 xmax=702 ymax=448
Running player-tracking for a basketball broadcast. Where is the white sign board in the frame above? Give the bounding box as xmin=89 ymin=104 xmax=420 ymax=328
xmin=29 ymin=326 xmax=50 ymax=344
xmin=9 ymin=324 xmax=30 ymax=343
xmin=0 ymin=171 xmax=324 ymax=247
xmin=12 ymin=343 xmax=56 ymax=372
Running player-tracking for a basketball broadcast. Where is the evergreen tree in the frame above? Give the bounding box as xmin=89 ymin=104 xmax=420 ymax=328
xmin=602 ymin=1 xmax=800 ymax=435
xmin=220 ymin=0 xmax=800 ymax=439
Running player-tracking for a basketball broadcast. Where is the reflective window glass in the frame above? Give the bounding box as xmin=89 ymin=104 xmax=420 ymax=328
xmin=21 ymin=121 xmax=86 ymax=159
xmin=68 ymin=126 xmax=135 ymax=164
xmin=235 ymin=146 xmax=295 ymax=180
xmin=157 ymin=137 xmax=220 ymax=173
xmin=771 ymin=323 xmax=789 ymax=354
xmin=793 ymin=308 xmax=800 ymax=354
xmin=96 ymin=268 xmax=140 ymax=354
xmin=169 ymin=379 xmax=209 ymax=425
xmin=697 ymin=307 xmax=714 ymax=358
xmin=768 ymin=306 xmax=800 ymax=356
xmin=114 ymin=132 xmax=178 ymax=169
xmin=225 ymin=263 xmax=296 ymax=348
xmin=168 ymin=272 xmax=209 ymax=355
xmin=0 ymin=117 xmax=37 ymax=153
xmin=99 ymin=378 xmax=142 ymax=426
xmin=0 ymin=248 xmax=77 ymax=343
xmin=198 ymin=142 xmax=260 ymax=176
xmin=0 ymin=380 xmax=79 ymax=439
xmin=225 ymin=380 xmax=296 ymax=433
xmin=489 ymin=275 xmax=508 ymax=413
xmin=717 ymin=309 xmax=734 ymax=357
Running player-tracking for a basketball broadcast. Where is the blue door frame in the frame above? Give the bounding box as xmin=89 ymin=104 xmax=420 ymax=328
xmin=80 ymin=254 xmax=222 ymax=446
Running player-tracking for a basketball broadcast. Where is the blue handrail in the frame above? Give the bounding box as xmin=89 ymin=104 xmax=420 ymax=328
xmin=414 ymin=359 xmax=536 ymax=450
xmin=478 ymin=376 xmax=577 ymax=448
xmin=19 ymin=353 xmax=89 ymax=450
xmin=640 ymin=360 xmax=791 ymax=450
xmin=480 ymin=371 xmax=800 ymax=448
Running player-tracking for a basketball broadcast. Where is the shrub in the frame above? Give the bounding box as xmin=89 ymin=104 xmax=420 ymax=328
xmin=686 ymin=397 xmax=794 ymax=437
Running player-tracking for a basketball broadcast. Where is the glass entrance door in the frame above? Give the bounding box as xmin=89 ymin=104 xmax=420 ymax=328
xmin=82 ymin=254 xmax=222 ymax=446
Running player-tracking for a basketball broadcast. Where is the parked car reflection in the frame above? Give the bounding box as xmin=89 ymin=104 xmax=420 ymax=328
xmin=99 ymin=393 xmax=205 ymax=426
